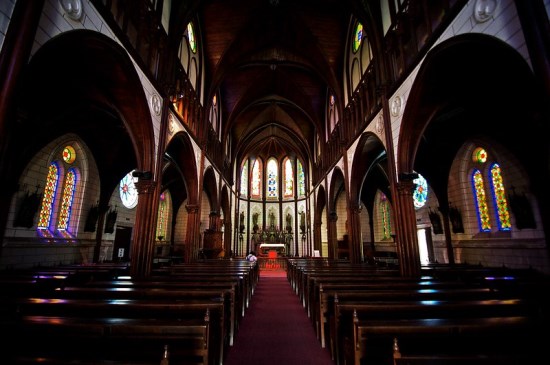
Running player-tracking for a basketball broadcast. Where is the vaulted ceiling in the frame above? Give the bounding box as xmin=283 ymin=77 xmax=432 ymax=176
xmin=193 ymin=0 xmax=354 ymax=165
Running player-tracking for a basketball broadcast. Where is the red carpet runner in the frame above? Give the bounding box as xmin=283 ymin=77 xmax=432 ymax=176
xmin=224 ymin=272 xmax=334 ymax=365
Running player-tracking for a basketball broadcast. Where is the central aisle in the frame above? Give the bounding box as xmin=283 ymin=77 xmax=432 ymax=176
xmin=224 ymin=272 xmax=334 ymax=365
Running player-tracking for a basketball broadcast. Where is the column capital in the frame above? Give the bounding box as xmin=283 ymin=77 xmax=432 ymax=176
xmin=396 ymin=179 xmax=416 ymax=195
xmin=134 ymin=179 xmax=156 ymax=194
xmin=186 ymin=204 xmax=199 ymax=213
xmin=349 ymin=204 xmax=362 ymax=214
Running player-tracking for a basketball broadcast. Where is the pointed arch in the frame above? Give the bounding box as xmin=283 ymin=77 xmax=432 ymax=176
xmin=203 ymin=166 xmax=218 ymax=212
xmin=17 ymin=30 xmax=154 ymax=203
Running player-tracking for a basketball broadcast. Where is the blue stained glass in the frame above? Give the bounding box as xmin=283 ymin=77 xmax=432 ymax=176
xmin=413 ymin=174 xmax=428 ymax=209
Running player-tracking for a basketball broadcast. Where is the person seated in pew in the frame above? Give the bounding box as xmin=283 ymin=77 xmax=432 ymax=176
xmin=246 ymin=251 xmax=257 ymax=262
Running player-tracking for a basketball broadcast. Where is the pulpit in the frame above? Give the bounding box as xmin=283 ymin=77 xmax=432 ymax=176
xmin=202 ymin=229 xmax=223 ymax=258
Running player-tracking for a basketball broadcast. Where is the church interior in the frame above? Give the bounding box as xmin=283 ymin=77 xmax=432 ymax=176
xmin=0 ymin=0 xmax=550 ymax=364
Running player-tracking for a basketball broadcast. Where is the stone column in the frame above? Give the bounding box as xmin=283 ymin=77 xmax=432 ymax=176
xmin=347 ymin=204 xmax=363 ymax=264
xmin=0 ymin=0 xmax=45 ymax=241
xmin=185 ymin=204 xmax=200 ymax=262
xmin=514 ymin=0 xmax=550 ymax=100
xmin=209 ymin=210 xmax=220 ymax=230
xmin=313 ymin=221 xmax=322 ymax=255
xmin=92 ymin=201 xmax=110 ymax=263
xmin=0 ymin=0 xmax=44 ymax=153
xmin=327 ymin=212 xmax=338 ymax=259
xmin=130 ymin=179 xmax=158 ymax=278
xmin=437 ymin=205 xmax=456 ymax=264
xmin=395 ymin=180 xmax=421 ymax=277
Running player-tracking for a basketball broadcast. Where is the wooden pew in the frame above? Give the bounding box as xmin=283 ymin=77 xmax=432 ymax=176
xmin=317 ymin=285 xmax=504 ymax=350
xmin=5 ymin=314 xmax=212 ymax=365
xmin=286 ymin=258 xmax=359 ymax=291
xmin=300 ymin=268 xmax=401 ymax=312
xmin=305 ymin=273 xmax=431 ymax=322
xmin=333 ymin=297 xmax=542 ymax=365
xmin=147 ymin=274 xmax=248 ymax=320
xmin=391 ymin=330 xmax=540 ymax=365
xmin=2 ymin=295 xmax=225 ymax=365
xmin=295 ymin=264 xmax=397 ymax=300
xmin=164 ymin=265 xmax=256 ymax=311
xmin=0 ymin=277 xmax=237 ymax=348
xmin=0 ymin=259 xmax=259 ymax=363
xmin=55 ymin=281 xmax=239 ymax=347
xmin=421 ymin=263 xmax=541 ymax=283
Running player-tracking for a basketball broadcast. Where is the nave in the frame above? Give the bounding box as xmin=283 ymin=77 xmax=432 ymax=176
xmin=1 ymin=257 xmax=550 ymax=365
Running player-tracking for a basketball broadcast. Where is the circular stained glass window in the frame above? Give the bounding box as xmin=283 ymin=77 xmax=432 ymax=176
xmin=413 ymin=173 xmax=428 ymax=209
xmin=352 ymin=22 xmax=363 ymax=53
xmin=472 ymin=147 xmax=488 ymax=163
xmin=120 ymin=171 xmax=138 ymax=209
xmin=62 ymin=145 xmax=76 ymax=164
xmin=187 ymin=22 xmax=197 ymax=53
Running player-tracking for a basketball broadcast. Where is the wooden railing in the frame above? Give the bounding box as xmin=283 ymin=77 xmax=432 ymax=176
xmin=257 ymin=257 xmax=287 ymax=271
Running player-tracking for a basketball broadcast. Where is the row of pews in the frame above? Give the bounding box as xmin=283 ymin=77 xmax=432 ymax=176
xmin=287 ymin=258 xmax=550 ymax=365
xmin=0 ymin=259 xmax=259 ymax=364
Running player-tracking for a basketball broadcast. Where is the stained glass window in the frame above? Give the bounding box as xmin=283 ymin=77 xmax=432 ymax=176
xmin=120 ymin=171 xmax=139 ymax=209
xmin=62 ymin=145 xmax=76 ymax=164
xmin=38 ymin=162 xmax=60 ymax=230
xmin=472 ymin=147 xmax=487 ymax=163
xmin=57 ymin=168 xmax=77 ymax=231
xmin=472 ymin=169 xmax=491 ymax=232
xmin=489 ymin=163 xmax=511 ymax=231
xmin=267 ymin=158 xmax=278 ymax=199
xmin=353 ymin=22 xmax=363 ymax=53
xmin=412 ymin=173 xmax=428 ymax=209
xmin=187 ymin=22 xmax=197 ymax=53
xmin=379 ymin=192 xmax=391 ymax=240
xmin=297 ymin=160 xmax=305 ymax=197
xmin=210 ymin=95 xmax=218 ymax=132
xmin=156 ymin=192 xmax=168 ymax=240
xmin=240 ymin=160 xmax=248 ymax=197
xmin=283 ymin=158 xmax=293 ymax=198
xmin=251 ymin=159 xmax=262 ymax=199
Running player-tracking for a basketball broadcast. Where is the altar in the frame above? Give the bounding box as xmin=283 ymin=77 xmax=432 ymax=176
xmin=258 ymin=243 xmax=286 ymax=256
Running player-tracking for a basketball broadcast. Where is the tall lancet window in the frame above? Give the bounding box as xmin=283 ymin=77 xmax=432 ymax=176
xmin=489 ymin=163 xmax=511 ymax=231
xmin=38 ymin=162 xmax=60 ymax=231
xmin=379 ymin=192 xmax=391 ymax=240
xmin=352 ymin=21 xmax=363 ymax=53
xmin=297 ymin=159 xmax=305 ymax=197
xmin=240 ymin=160 xmax=248 ymax=197
xmin=251 ymin=159 xmax=262 ymax=199
xmin=156 ymin=191 xmax=168 ymax=240
xmin=472 ymin=169 xmax=491 ymax=232
xmin=267 ymin=158 xmax=278 ymax=199
xmin=57 ymin=167 xmax=77 ymax=232
xmin=187 ymin=22 xmax=197 ymax=53
xmin=283 ymin=157 xmax=293 ymax=198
